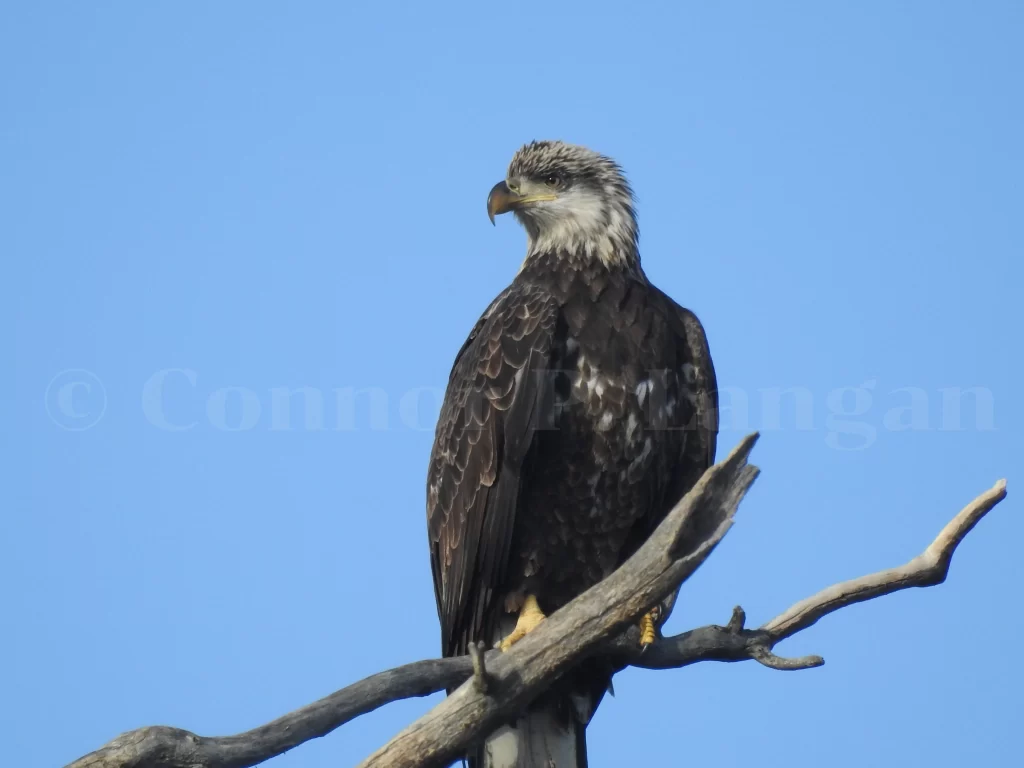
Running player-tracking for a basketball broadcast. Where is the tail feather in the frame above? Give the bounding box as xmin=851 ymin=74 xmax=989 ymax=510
xmin=465 ymin=616 xmax=606 ymax=768
xmin=474 ymin=701 xmax=587 ymax=768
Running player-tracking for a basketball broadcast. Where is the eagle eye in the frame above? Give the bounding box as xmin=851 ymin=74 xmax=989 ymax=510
xmin=543 ymin=173 xmax=562 ymax=189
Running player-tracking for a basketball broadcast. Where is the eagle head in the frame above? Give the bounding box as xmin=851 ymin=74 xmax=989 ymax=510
xmin=487 ymin=140 xmax=639 ymax=269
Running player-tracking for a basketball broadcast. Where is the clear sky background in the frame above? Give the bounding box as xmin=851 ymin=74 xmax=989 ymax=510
xmin=4 ymin=3 xmax=1022 ymax=766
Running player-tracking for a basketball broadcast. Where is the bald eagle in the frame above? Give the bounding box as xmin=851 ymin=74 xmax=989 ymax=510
xmin=427 ymin=141 xmax=718 ymax=768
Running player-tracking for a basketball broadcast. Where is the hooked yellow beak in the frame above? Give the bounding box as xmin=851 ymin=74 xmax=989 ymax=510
xmin=486 ymin=180 xmax=557 ymax=225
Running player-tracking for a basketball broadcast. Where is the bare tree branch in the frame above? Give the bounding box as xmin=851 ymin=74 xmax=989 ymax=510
xmin=64 ymin=656 xmax=475 ymax=768
xmin=469 ymin=642 xmax=490 ymax=694
xmin=762 ymin=478 xmax=1007 ymax=640
xmin=357 ymin=433 xmax=761 ymax=768
xmin=64 ymin=442 xmax=1006 ymax=768
xmin=609 ymin=477 xmax=1008 ymax=673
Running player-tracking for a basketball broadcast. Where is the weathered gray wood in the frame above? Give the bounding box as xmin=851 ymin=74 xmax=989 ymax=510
xmin=65 ymin=656 xmax=474 ymax=768
xmin=763 ymin=478 xmax=1007 ymax=640
xmin=64 ymin=438 xmax=1007 ymax=768
xmin=359 ymin=433 xmax=761 ymax=768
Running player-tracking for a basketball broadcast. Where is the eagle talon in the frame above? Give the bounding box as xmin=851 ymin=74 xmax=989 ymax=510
xmin=498 ymin=594 xmax=546 ymax=652
xmin=638 ymin=609 xmax=658 ymax=648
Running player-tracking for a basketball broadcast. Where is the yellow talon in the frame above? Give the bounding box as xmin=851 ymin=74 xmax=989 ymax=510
xmin=638 ymin=609 xmax=658 ymax=647
xmin=498 ymin=595 xmax=546 ymax=651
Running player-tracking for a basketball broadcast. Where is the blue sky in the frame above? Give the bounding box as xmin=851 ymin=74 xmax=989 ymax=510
xmin=4 ymin=3 xmax=1021 ymax=766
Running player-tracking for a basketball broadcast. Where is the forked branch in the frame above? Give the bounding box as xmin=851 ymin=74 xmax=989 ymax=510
xmin=64 ymin=437 xmax=1006 ymax=768
xmin=611 ymin=477 xmax=1007 ymax=673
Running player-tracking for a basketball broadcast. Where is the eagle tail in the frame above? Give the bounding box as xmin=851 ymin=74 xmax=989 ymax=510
xmin=469 ymin=616 xmax=608 ymax=768
xmin=473 ymin=696 xmax=591 ymax=768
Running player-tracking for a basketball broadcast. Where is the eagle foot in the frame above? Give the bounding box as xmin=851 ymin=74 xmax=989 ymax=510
xmin=497 ymin=594 xmax=546 ymax=651
xmin=638 ymin=606 xmax=661 ymax=648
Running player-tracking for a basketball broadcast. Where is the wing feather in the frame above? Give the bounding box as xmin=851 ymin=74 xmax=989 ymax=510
xmin=427 ymin=284 xmax=559 ymax=657
xmin=618 ymin=284 xmax=719 ymax=553
xmin=649 ymin=285 xmax=720 ymax=541
xmin=639 ymin=284 xmax=717 ymax=460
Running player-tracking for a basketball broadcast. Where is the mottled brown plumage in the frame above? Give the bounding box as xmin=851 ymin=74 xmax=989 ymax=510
xmin=426 ymin=141 xmax=718 ymax=767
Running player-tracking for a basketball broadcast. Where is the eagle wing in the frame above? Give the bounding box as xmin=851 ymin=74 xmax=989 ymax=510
xmin=427 ymin=282 xmax=560 ymax=657
xmin=646 ymin=287 xmax=720 ymax=546
xmin=665 ymin=292 xmax=719 ymax=480
xmin=612 ymin=286 xmax=718 ymax=631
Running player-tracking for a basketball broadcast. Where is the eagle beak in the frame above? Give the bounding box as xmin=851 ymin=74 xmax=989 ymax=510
xmin=487 ymin=180 xmax=517 ymax=225
xmin=487 ymin=180 xmax=557 ymax=225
